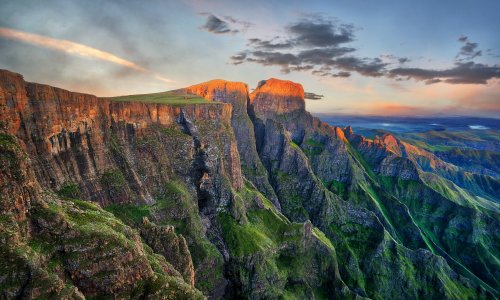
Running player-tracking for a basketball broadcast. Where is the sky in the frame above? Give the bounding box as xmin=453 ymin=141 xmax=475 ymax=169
xmin=0 ymin=0 xmax=499 ymax=117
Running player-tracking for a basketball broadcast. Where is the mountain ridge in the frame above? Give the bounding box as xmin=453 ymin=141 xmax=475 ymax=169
xmin=0 ymin=69 xmax=498 ymax=299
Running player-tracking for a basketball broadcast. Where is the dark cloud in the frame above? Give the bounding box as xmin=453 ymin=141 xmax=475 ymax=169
xmin=288 ymin=65 xmax=314 ymax=72
xmin=332 ymin=71 xmax=351 ymax=78
xmin=287 ymin=19 xmax=354 ymax=47
xmin=228 ymin=16 xmax=362 ymax=77
xmin=390 ymin=62 xmax=500 ymax=84
xmin=304 ymin=92 xmax=324 ymax=100
xmin=424 ymin=78 xmax=442 ymax=85
xmin=248 ymin=51 xmax=299 ymax=69
xmin=456 ymin=36 xmax=482 ymax=61
xmin=297 ymin=47 xmax=355 ymax=65
xmin=390 ymin=37 xmax=498 ymax=84
xmin=227 ymin=15 xmax=497 ymax=85
xmin=398 ymin=57 xmax=410 ymax=64
xmin=458 ymin=35 xmax=468 ymax=43
xmin=230 ymin=52 xmax=247 ymax=65
xmin=332 ymin=57 xmax=388 ymax=77
xmin=200 ymin=14 xmax=237 ymax=34
xmin=248 ymin=38 xmax=293 ymax=50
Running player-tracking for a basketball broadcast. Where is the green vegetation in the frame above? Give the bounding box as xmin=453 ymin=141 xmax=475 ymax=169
xmin=0 ymin=192 xmax=203 ymax=298
xmin=289 ymin=140 xmax=301 ymax=151
xmin=218 ymin=204 xmax=342 ymax=299
xmin=100 ymin=168 xmax=127 ymax=192
xmin=105 ymin=203 xmax=151 ymax=224
xmin=401 ymin=129 xmax=500 ymax=152
xmin=346 ymin=142 xmax=377 ymax=180
xmin=322 ymin=179 xmax=348 ymax=199
xmin=57 ymin=182 xmax=80 ymax=199
xmin=110 ymin=91 xmax=218 ymax=106
xmin=0 ymin=133 xmax=18 ymax=147
xmin=302 ymin=138 xmax=326 ymax=157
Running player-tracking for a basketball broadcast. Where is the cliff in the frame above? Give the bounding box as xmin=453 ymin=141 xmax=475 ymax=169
xmin=1 ymin=70 xmax=498 ymax=299
xmin=186 ymin=79 xmax=281 ymax=209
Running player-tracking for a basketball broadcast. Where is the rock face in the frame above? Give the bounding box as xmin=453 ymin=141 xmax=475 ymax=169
xmin=0 ymin=70 xmax=240 ymax=206
xmin=187 ymin=79 xmax=281 ymax=209
xmin=0 ymin=132 xmax=204 ymax=299
xmin=250 ymin=78 xmax=305 ymax=118
xmin=1 ymin=70 xmax=498 ymax=299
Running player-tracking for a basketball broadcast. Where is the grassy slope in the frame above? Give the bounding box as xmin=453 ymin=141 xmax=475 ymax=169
xmin=108 ymin=90 xmax=218 ymax=106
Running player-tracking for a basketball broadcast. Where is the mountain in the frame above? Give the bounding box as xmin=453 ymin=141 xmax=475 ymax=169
xmin=0 ymin=69 xmax=498 ymax=299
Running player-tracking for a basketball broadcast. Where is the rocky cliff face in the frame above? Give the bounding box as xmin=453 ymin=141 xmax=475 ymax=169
xmin=1 ymin=70 xmax=498 ymax=299
xmin=186 ymin=79 xmax=281 ymax=209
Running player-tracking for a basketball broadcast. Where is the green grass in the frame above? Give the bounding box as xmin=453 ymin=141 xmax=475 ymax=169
xmin=289 ymin=141 xmax=301 ymax=151
xmin=218 ymin=208 xmax=303 ymax=257
xmin=400 ymin=130 xmax=500 ymax=152
xmin=304 ymin=138 xmax=325 ymax=148
xmin=322 ymin=179 xmax=348 ymax=198
xmin=105 ymin=203 xmax=151 ymax=224
xmin=57 ymin=182 xmax=80 ymax=199
xmin=303 ymin=139 xmax=326 ymax=157
xmin=109 ymin=91 xmax=218 ymax=106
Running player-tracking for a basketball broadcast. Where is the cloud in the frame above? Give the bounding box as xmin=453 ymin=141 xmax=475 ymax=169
xmin=304 ymin=92 xmax=324 ymax=100
xmin=199 ymin=13 xmax=252 ymax=34
xmin=223 ymin=16 xmax=253 ymax=31
xmin=297 ymin=47 xmax=356 ymax=64
xmin=390 ymin=36 xmax=498 ymax=84
xmin=458 ymin=35 xmax=468 ymax=43
xmin=200 ymin=14 xmax=236 ymax=34
xmin=0 ymin=26 xmax=175 ymax=83
xmin=226 ymin=15 xmax=497 ymax=85
xmin=332 ymin=71 xmax=351 ymax=78
xmin=248 ymin=38 xmax=293 ymax=50
xmin=230 ymin=52 xmax=247 ymax=65
xmin=287 ymin=18 xmax=355 ymax=47
xmin=226 ymin=15 xmax=391 ymax=79
xmin=398 ymin=57 xmax=410 ymax=64
xmin=332 ymin=57 xmax=387 ymax=77
xmin=456 ymin=36 xmax=482 ymax=61
xmin=389 ymin=61 xmax=500 ymax=84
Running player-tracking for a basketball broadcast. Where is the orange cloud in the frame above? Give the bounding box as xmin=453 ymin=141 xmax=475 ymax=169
xmin=0 ymin=27 xmax=175 ymax=83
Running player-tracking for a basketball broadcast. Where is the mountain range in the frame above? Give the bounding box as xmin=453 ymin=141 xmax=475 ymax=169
xmin=0 ymin=69 xmax=498 ymax=299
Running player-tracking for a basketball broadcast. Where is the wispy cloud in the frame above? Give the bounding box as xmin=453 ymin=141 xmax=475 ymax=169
xmin=0 ymin=27 xmax=175 ymax=83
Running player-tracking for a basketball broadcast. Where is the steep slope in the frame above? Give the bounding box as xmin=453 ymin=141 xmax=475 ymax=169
xmin=346 ymin=131 xmax=500 ymax=292
xmin=0 ymin=131 xmax=203 ymax=299
xmin=186 ymin=80 xmax=280 ymax=209
xmin=1 ymin=69 xmax=497 ymax=299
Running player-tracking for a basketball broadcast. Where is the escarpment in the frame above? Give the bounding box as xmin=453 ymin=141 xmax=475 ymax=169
xmin=186 ymin=79 xmax=281 ymax=209
xmin=1 ymin=69 xmax=498 ymax=299
xmin=0 ymin=70 xmax=240 ymax=206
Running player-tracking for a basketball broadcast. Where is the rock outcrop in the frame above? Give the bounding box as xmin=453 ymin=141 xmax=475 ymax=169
xmin=250 ymin=78 xmax=305 ymax=118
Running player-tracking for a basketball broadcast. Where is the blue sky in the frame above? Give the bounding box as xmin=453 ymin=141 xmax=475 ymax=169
xmin=0 ymin=0 xmax=498 ymax=116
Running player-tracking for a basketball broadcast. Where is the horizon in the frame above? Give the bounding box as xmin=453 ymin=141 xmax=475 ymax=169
xmin=0 ymin=0 xmax=499 ymax=117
